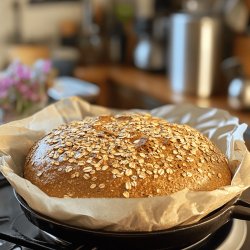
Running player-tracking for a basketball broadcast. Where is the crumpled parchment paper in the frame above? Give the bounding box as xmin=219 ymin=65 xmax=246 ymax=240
xmin=0 ymin=96 xmax=250 ymax=231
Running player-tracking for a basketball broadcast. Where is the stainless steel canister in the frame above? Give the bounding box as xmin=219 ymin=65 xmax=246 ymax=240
xmin=169 ymin=13 xmax=222 ymax=98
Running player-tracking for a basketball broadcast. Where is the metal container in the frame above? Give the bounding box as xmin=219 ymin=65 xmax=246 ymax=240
xmin=169 ymin=13 xmax=223 ymax=98
xmin=228 ymin=78 xmax=250 ymax=110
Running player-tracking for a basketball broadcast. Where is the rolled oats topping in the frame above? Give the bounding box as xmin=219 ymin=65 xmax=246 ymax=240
xmin=24 ymin=113 xmax=231 ymax=198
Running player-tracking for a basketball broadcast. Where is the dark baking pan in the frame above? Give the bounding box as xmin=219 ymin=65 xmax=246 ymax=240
xmin=14 ymin=189 xmax=250 ymax=250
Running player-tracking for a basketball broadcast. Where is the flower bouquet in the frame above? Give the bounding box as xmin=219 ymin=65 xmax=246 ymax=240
xmin=0 ymin=60 xmax=52 ymax=122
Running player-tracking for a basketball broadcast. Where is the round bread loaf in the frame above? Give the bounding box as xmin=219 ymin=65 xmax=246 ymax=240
xmin=24 ymin=114 xmax=231 ymax=198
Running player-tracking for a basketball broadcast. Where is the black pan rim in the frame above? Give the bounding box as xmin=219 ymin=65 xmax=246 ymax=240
xmin=13 ymin=189 xmax=237 ymax=236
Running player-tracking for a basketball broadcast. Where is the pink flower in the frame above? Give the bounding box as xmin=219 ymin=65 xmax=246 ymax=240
xmin=16 ymin=82 xmax=29 ymax=94
xmin=42 ymin=60 xmax=52 ymax=74
xmin=0 ymin=89 xmax=8 ymax=98
xmin=16 ymin=64 xmax=31 ymax=80
xmin=29 ymin=91 xmax=40 ymax=102
xmin=34 ymin=59 xmax=52 ymax=74
xmin=0 ymin=77 xmax=14 ymax=88
xmin=1 ymin=59 xmax=50 ymax=113
xmin=0 ymin=77 xmax=13 ymax=99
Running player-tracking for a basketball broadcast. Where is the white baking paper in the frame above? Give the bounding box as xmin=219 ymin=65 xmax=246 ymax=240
xmin=0 ymin=96 xmax=250 ymax=231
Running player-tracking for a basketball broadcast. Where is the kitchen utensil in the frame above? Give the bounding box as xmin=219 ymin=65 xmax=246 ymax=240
xmin=133 ymin=36 xmax=166 ymax=71
xmin=183 ymin=0 xmax=225 ymax=14
xmin=78 ymin=0 xmax=104 ymax=65
xmin=222 ymin=57 xmax=250 ymax=110
xmin=133 ymin=17 xmax=167 ymax=71
xmin=14 ymin=190 xmax=250 ymax=250
xmin=224 ymin=0 xmax=248 ymax=33
xmin=221 ymin=57 xmax=243 ymax=81
xmin=228 ymin=78 xmax=250 ymax=110
xmin=169 ymin=13 xmax=223 ymax=98
xmin=52 ymin=47 xmax=79 ymax=76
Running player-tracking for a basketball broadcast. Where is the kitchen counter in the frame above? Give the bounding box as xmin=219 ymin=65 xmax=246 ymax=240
xmin=74 ymin=65 xmax=250 ymax=125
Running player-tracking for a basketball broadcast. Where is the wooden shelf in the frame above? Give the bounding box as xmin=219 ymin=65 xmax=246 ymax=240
xmin=75 ymin=65 xmax=250 ymax=125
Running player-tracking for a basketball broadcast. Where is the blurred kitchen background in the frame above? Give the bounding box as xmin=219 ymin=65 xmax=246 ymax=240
xmin=1 ymin=0 xmax=250 ymax=125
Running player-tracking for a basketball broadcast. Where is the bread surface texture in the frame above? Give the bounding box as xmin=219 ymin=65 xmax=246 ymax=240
xmin=24 ymin=114 xmax=231 ymax=198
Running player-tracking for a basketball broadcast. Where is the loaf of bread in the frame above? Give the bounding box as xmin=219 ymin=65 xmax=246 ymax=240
xmin=24 ymin=114 xmax=231 ymax=198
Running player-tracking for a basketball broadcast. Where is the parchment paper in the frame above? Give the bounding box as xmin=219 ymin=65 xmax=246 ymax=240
xmin=1 ymin=96 xmax=250 ymax=232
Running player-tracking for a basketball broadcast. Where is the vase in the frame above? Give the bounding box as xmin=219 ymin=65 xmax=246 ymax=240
xmin=0 ymin=97 xmax=48 ymax=124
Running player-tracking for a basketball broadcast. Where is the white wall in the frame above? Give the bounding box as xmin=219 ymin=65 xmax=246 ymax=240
xmin=0 ymin=0 xmax=15 ymax=42
xmin=0 ymin=0 xmax=82 ymax=41
xmin=21 ymin=0 xmax=82 ymax=41
xmin=0 ymin=0 xmax=82 ymax=68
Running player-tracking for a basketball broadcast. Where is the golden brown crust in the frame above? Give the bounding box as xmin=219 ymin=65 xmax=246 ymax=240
xmin=24 ymin=114 xmax=231 ymax=198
